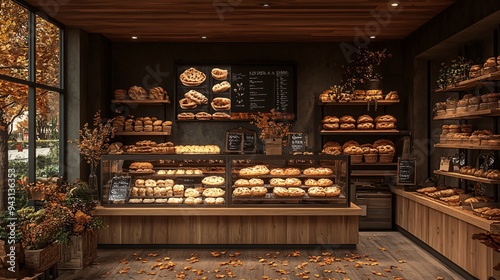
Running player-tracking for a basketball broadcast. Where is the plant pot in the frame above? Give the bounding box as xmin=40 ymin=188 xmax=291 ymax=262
xmin=264 ymin=139 xmax=282 ymax=155
xmin=59 ymin=231 xmax=97 ymax=269
xmin=24 ymin=243 xmax=60 ymax=272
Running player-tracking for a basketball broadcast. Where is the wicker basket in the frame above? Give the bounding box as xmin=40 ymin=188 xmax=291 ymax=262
xmin=162 ymin=125 xmax=172 ymax=135
xmin=59 ymin=232 xmax=97 ymax=269
xmin=350 ymin=155 xmax=363 ymax=164
xmin=25 ymin=243 xmax=61 ymax=272
xmin=364 ymin=154 xmax=378 ymax=163
xmin=379 ymin=154 xmax=395 ymax=163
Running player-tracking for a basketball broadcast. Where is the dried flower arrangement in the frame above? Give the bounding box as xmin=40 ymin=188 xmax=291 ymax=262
xmin=329 ymin=48 xmax=391 ymax=94
xmin=436 ymin=57 xmax=472 ymax=90
xmin=251 ymin=109 xmax=291 ymax=146
xmin=69 ymin=111 xmax=115 ymax=171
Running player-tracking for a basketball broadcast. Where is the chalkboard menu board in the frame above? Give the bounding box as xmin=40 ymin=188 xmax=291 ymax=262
xmin=175 ymin=63 xmax=296 ymax=120
xmin=225 ymin=128 xmax=257 ymax=153
xmin=108 ymin=176 xmax=131 ymax=202
xmin=288 ymin=133 xmax=308 ymax=154
xmin=397 ymin=158 xmax=416 ymax=185
xmin=225 ymin=131 xmax=243 ymax=153
xmin=243 ymin=131 xmax=257 ymax=153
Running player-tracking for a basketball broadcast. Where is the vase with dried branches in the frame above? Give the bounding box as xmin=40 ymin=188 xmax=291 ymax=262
xmin=251 ymin=109 xmax=292 ymax=155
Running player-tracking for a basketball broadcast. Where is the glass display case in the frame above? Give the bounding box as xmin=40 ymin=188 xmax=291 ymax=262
xmin=100 ymin=154 xmax=350 ymax=207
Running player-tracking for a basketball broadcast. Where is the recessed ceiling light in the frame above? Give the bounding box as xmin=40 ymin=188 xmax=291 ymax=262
xmin=201 ymin=36 xmax=207 ymax=39
xmin=262 ymin=3 xmax=270 ymax=7
xmin=370 ymin=36 xmax=376 ymax=39
xmin=131 ymin=36 xmax=138 ymax=40
xmin=390 ymin=2 xmax=399 ymax=7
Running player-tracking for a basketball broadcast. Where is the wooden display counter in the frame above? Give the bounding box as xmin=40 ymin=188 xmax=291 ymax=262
xmin=394 ymin=188 xmax=500 ymax=280
xmin=96 ymin=203 xmax=362 ymax=245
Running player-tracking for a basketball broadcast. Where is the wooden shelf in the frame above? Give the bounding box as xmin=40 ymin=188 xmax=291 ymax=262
xmin=318 ymin=100 xmax=399 ymax=106
xmin=111 ymin=99 xmax=170 ymax=105
xmin=433 ymin=170 xmax=500 ymax=184
xmin=433 ymin=108 xmax=500 ymax=120
xmin=351 ymin=162 xmax=398 ymax=166
xmin=320 ymin=129 xmax=409 ymax=135
xmin=115 ymin=132 xmax=172 ymax=136
xmin=351 ymin=170 xmax=397 ymax=177
xmin=434 ymin=143 xmax=500 ymax=151
xmin=435 ymin=71 xmax=500 ymax=92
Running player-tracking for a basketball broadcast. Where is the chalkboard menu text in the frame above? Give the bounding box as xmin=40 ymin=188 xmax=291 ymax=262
xmin=397 ymin=158 xmax=416 ymax=185
xmin=225 ymin=131 xmax=243 ymax=153
xmin=288 ymin=133 xmax=308 ymax=154
xmin=109 ymin=176 xmax=131 ymax=202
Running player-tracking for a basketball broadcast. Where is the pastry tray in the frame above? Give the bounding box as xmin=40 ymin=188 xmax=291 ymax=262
xmin=470 ymin=202 xmax=500 ymax=220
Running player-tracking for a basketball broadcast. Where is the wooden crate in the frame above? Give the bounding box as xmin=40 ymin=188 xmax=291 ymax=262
xmin=264 ymin=139 xmax=282 ymax=155
xmin=24 ymin=242 xmax=60 ymax=272
xmin=58 ymin=232 xmax=97 ymax=269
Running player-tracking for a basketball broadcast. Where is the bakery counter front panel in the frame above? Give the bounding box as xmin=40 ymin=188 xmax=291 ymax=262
xmin=100 ymin=154 xmax=350 ymax=208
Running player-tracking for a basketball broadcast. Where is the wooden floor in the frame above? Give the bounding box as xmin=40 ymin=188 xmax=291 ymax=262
xmin=58 ymin=232 xmax=466 ymax=280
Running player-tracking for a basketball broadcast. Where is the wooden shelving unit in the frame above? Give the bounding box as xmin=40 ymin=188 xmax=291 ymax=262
xmin=434 ymin=143 xmax=500 ymax=151
xmin=433 ymin=108 xmax=500 ymax=120
xmin=320 ymin=129 xmax=408 ymax=135
xmin=433 ymin=170 xmax=500 ymax=184
xmin=435 ymin=71 xmax=500 ymax=92
xmin=317 ymin=100 xmax=400 ymax=106
xmin=115 ymin=132 xmax=172 ymax=136
xmin=111 ymin=99 xmax=171 ymax=105
xmin=351 ymin=170 xmax=397 ymax=177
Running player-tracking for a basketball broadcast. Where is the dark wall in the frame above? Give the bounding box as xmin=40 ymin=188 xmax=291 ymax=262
xmin=108 ymin=42 xmax=405 ymax=152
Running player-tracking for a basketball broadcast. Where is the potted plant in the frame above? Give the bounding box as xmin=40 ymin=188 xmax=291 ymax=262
xmin=251 ymin=109 xmax=292 ymax=155
xmin=340 ymin=48 xmax=391 ymax=93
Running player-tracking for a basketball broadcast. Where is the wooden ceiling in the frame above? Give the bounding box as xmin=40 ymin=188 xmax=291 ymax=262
xmin=25 ymin=0 xmax=456 ymax=42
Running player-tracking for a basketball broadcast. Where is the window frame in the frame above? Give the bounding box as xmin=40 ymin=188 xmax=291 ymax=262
xmin=0 ymin=0 xmax=65 ymax=182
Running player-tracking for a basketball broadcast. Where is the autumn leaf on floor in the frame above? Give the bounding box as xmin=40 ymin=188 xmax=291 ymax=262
xmin=392 ymin=277 xmax=404 ymax=280
xmin=119 ymin=259 xmax=128 ymax=264
xmin=334 ymin=268 xmax=346 ymax=274
xmin=131 ymin=253 xmax=138 ymax=256
xmin=184 ymin=266 xmax=192 ymax=271
xmin=384 ymin=268 xmax=391 ymax=273
xmin=188 ymin=254 xmax=199 ymax=264
xmin=225 ymin=267 xmax=236 ymax=278
xmin=322 ymin=251 xmax=332 ymax=256
xmin=147 ymin=272 xmax=156 ymax=275
xmin=147 ymin=253 xmax=159 ymax=257
xmin=259 ymin=258 xmax=267 ymax=263
xmin=314 ymin=274 xmax=320 ymax=278
xmin=151 ymin=262 xmax=162 ymax=269
xmin=176 ymin=271 xmax=186 ymax=279
xmin=215 ymin=274 xmax=226 ymax=278
xmin=354 ymin=262 xmax=363 ymax=268
xmin=262 ymin=276 xmax=271 ymax=280
xmin=117 ymin=267 xmax=131 ymax=274
xmin=398 ymin=260 xmax=406 ymax=264
xmin=379 ymin=247 xmax=387 ymax=251
xmin=324 ymin=269 xmax=332 ymax=273
xmin=295 ymin=261 xmax=309 ymax=270
xmin=276 ymin=269 xmax=289 ymax=275
xmin=163 ymin=257 xmax=171 ymax=260
xmin=295 ymin=270 xmax=310 ymax=279
xmin=211 ymin=251 xmax=221 ymax=257
xmin=309 ymin=255 xmax=321 ymax=263
xmin=372 ymin=271 xmax=387 ymax=277
xmin=288 ymin=250 xmax=301 ymax=257
xmin=136 ymin=269 xmax=146 ymax=274
xmin=160 ymin=261 xmax=176 ymax=270
xmin=282 ymin=260 xmax=289 ymax=266
xmin=101 ymin=272 xmax=110 ymax=278
xmin=436 ymin=277 xmax=444 ymax=280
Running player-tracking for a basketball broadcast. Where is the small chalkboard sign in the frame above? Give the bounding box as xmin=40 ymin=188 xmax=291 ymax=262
xmin=397 ymin=158 xmax=416 ymax=185
xmin=108 ymin=176 xmax=131 ymax=202
xmin=225 ymin=131 xmax=244 ymax=153
xmin=288 ymin=133 xmax=308 ymax=154
xmin=243 ymin=131 xmax=257 ymax=153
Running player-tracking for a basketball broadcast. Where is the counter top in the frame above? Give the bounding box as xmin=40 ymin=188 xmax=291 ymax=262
xmin=96 ymin=202 xmax=363 ymax=216
xmin=393 ymin=187 xmax=499 ymax=231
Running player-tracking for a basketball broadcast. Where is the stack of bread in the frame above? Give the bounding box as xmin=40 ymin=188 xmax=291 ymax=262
xmin=115 ymin=86 xmax=169 ymax=101
xmin=374 ymin=115 xmax=397 ymax=130
xmin=174 ymin=145 xmax=220 ymax=154
xmin=416 ymin=187 xmax=464 ymax=206
xmin=113 ymin=116 xmax=126 ymax=132
xmin=365 ymin=90 xmax=384 ymax=101
xmin=128 ymin=162 xmax=154 ymax=173
xmin=322 ymin=116 xmax=340 ymax=130
xmin=114 ymin=89 xmax=127 ymax=100
xmin=148 ymin=86 xmax=169 ymax=101
xmin=479 ymin=93 xmax=500 ymax=110
xmin=373 ymin=139 xmax=396 ymax=163
xmin=356 ymin=115 xmax=374 ymax=130
xmin=339 ymin=115 xmax=356 ymax=130
xmin=473 ymin=206 xmax=500 ymax=220
xmin=440 ymin=127 xmax=500 ymax=146
xmin=353 ymin=90 xmax=366 ymax=100
xmin=123 ymin=141 xmax=175 ymax=154
xmin=342 ymin=141 xmax=364 ymax=163
xmin=321 ymin=141 xmax=342 ymax=155
xmin=233 ymin=178 xmax=267 ymax=197
xmin=128 ymin=86 xmax=148 ymax=100
xmin=459 ymin=166 xmax=500 ymax=180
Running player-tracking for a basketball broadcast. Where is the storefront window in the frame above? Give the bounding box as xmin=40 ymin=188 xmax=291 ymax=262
xmin=1 ymin=80 xmax=29 ymax=181
xmin=36 ymin=89 xmax=59 ymax=177
xmin=36 ymin=15 xmax=60 ymax=88
xmin=0 ymin=0 xmax=29 ymax=80
xmin=0 ymin=0 xmax=64 ymax=185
